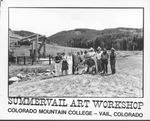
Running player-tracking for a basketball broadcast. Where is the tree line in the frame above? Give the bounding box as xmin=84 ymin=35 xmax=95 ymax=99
xmin=12 ymin=28 xmax=143 ymax=51
xmin=71 ymin=33 xmax=143 ymax=51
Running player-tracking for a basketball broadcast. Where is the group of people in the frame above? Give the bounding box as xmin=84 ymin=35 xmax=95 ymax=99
xmin=54 ymin=46 xmax=117 ymax=76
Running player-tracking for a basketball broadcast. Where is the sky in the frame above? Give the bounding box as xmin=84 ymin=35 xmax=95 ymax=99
xmin=9 ymin=8 xmax=143 ymax=37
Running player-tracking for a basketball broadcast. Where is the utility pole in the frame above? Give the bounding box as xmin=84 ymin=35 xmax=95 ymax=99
xmin=35 ymin=34 xmax=38 ymax=62
xmin=43 ymin=38 xmax=46 ymax=58
xmin=133 ymin=42 xmax=135 ymax=54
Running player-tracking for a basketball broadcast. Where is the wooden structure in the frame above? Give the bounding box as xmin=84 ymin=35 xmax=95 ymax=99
xmin=9 ymin=33 xmax=47 ymax=62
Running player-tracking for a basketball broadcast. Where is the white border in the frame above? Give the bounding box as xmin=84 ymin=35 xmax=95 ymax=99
xmin=0 ymin=0 xmax=150 ymax=120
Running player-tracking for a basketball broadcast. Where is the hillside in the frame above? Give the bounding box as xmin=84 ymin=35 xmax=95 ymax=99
xmin=9 ymin=29 xmax=88 ymax=56
xmin=47 ymin=27 xmax=143 ymax=50
xmin=9 ymin=27 xmax=143 ymax=52
xmin=12 ymin=30 xmax=35 ymax=37
xmin=9 ymin=29 xmax=56 ymax=46
xmin=9 ymin=29 xmax=23 ymax=44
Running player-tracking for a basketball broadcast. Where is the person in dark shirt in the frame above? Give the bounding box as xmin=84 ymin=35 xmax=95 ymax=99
xmin=80 ymin=50 xmax=85 ymax=63
xmin=61 ymin=53 xmax=68 ymax=75
xmin=101 ymin=48 xmax=109 ymax=74
xmin=110 ymin=48 xmax=117 ymax=74
xmin=55 ymin=52 xmax=62 ymax=63
xmin=73 ymin=52 xmax=81 ymax=74
xmin=54 ymin=52 xmax=62 ymax=76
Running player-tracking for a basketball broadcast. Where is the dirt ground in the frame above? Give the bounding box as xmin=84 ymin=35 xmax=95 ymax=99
xmin=9 ymin=51 xmax=143 ymax=97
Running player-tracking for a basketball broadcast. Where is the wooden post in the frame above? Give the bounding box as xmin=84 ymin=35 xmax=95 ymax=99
xmin=133 ymin=42 xmax=135 ymax=54
xmin=24 ymin=56 xmax=26 ymax=65
xmin=49 ymin=55 xmax=51 ymax=65
xmin=32 ymin=40 xmax=34 ymax=52
xmin=32 ymin=56 xmax=34 ymax=65
xmin=20 ymin=33 xmax=36 ymax=41
xmin=15 ymin=57 xmax=17 ymax=64
xmin=35 ymin=34 xmax=38 ymax=62
xmin=43 ymin=39 xmax=46 ymax=58
xmin=17 ymin=56 xmax=19 ymax=64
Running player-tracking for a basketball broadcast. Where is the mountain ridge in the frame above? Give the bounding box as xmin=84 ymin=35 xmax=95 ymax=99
xmin=46 ymin=27 xmax=143 ymax=50
xmin=9 ymin=27 xmax=143 ymax=50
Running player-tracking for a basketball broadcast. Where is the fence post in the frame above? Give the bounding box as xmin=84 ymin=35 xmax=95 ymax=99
xmin=24 ymin=56 xmax=26 ymax=65
xmin=49 ymin=55 xmax=51 ymax=65
xmin=32 ymin=58 xmax=34 ymax=65
xmin=31 ymin=55 xmax=34 ymax=65
xmin=35 ymin=34 xmax=38 ymax=62
xmin=15 ymin=57 xmax=17 ymax=64
xmin=17 ymin=56 xmax=19 ymax=64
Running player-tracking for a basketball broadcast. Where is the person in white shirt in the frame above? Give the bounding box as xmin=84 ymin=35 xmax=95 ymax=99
xmin=96 ymin=46 xmax=102 ymax=72
xmin=88 ymin=47 xmax=95 ymax=57
xmin=88 ymin=47 xmax=98 ymax=73
xmin=67 ymin=52 xmax=73 ymax=75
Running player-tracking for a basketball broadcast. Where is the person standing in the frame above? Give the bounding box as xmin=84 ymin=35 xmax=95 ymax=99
xmin=101 ymin=48 xmax=109 ymax=74
xmin=73 ymin=52 xmax=80 ymax=74
xmin=67 ymin=52 xmax=73 ymax=75
xmin=80 ymin=50 xmax=85 ymax=63
xmin=54 ymin=52 xmax=62 ymax=76
xmin=84 ymin=50 xmax=90 ymax=62
xmin=92 ymin=51 xmax=98 ymax=73
xmin=61 ymin=53 xmax=68 ymax=75
xmin=72 ymin=52 xmax=75 ymax=74
xmin=96 ymin=47 xmax=102 ymax=73
xmin=88 ymin=47 xmax=98 ymax=73
xmin=88 ymin=47 xmax=95 ymax=57
xmin=110 ymin=48 xmax=117 ymax=74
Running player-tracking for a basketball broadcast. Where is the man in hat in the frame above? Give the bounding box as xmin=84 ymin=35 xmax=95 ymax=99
xmin=96 ymin=46 xmax=103 ymax=72
xmin=88 ymin=47 xmax=98 ymax=73
xmin=88 ymin=47 xmax=95 ymax=57
xmin=97 ymin=46 xmax=101 ymax=51
xmin=110 ymin=48 xmax=117 ymax=74
xmin=101 ymin=48 xmax=109 ymax=74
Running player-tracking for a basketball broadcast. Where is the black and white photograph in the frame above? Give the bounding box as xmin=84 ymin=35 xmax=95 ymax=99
xmin=1 ymin=0 xmax=150 ymax=120
xmin=8 ymin=7 xmax=144 ymax=98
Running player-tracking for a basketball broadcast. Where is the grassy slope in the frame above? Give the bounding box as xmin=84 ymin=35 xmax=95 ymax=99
xmin=9 ymin=51 xmax=143 ymax=97
xmin=11 ymin=44 xmax=88 ymax=57
xmin=47 ymin=28 xmax=143 ymax=47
